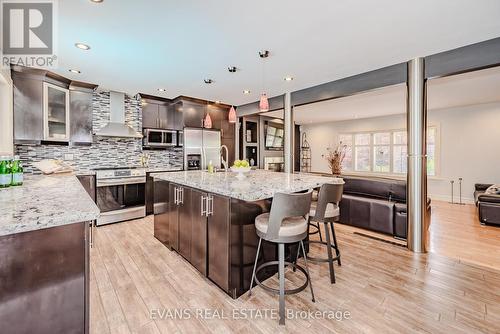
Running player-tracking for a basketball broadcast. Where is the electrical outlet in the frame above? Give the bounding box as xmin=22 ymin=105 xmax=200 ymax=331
xmin=64 ymin=153 xmax=74 ymax=161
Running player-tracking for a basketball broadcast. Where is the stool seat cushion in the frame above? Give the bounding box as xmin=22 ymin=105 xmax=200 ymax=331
xmin=309 ymin=202 xmax=339 ymax=218
xmin=255 ymin=213 xmax=308 ymax=237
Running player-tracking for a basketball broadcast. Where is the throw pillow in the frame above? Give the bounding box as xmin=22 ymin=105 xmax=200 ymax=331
xmin=485 ymin=184 xmax=500 ymax=195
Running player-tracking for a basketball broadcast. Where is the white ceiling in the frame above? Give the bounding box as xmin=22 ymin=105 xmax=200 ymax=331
xmin=294 ymin=66 xmax=500 ymax=124
xmin=57 ymin=0 xmax=500 ymax=105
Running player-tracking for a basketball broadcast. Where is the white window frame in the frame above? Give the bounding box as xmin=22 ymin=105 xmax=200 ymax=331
xmin=338 ymin=124 xmax=440 ymax=177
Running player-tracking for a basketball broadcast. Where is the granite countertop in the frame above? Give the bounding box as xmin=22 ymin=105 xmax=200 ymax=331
xmin=0 ymin=175 xmax=100 ymax=237
xmin=74 ymin=166 xmax=183 ymax=176
xmin=152 ymin=169 xmax=344 ymax=202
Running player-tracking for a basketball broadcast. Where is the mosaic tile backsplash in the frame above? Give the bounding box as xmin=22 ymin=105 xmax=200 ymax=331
xmin=15 ymin=91 xmax=183 ymax=174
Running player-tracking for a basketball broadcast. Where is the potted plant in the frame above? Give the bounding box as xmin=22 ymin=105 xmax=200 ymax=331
xmin=324 ymin=142 xmax=347 ymax=175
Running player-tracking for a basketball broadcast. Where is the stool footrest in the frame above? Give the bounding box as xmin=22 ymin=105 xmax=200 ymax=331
xmin=305 ymin=240 xmax=341 ymax=262
xmin=254 ymin=260 xmax=310 ymax=295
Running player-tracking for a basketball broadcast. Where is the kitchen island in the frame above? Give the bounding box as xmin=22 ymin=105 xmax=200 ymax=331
xmin=152 ymin=169 xmax=343 ymax=298
xmin=0 ymin=174 xmax=100 ymax=334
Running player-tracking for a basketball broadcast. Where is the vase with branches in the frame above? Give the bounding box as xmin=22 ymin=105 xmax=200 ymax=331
xmin=324 ymin=142 xmax=347 ymax=175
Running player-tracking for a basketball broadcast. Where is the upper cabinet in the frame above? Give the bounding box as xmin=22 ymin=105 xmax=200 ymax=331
xmin=142 ymin=100 xmax=161 ymax=129
xmin=69 ymin=84 xmax=94 ymax=145
xmin=43 ymin=82 xmax=70 ymax=142
xmin=139 ymin=94 xmax=181 ymax=130
xmin=176 ymin=100 xmax=205 ymax=128
xmin=12 ymin=71 xmax=44 ymax=143
xmin=12 ymin=65 xmax=97 ymax=145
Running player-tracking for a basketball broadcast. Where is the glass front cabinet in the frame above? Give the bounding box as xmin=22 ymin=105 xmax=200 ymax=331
xmin=43 ymin=82 xmax=70 ymax=141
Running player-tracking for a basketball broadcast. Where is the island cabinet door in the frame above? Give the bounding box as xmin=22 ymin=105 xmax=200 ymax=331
xmin=168 ymin=183 xmax=180 ymax=251
xmin=207 ymin=194 xmax=230 ymax=292
xmin=178 ymin=186 xmax=193 ymax=262
xmin=153 ymin=179 xmax=170 ymax=246
xmin=190 ymin=189 xmax=208 ymax=275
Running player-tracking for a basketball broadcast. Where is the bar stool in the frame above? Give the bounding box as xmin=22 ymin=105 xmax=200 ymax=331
xmin=307 ymin=189 xmax=324 ymax=242
xmin=249 ymin=191 xmax=314 ymax=325
xmin=303 ymin=183 xmax=343 ymax=284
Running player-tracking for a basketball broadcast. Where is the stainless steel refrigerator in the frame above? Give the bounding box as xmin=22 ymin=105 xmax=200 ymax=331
xmin=183 ymin=128 xmax=221 ymax=170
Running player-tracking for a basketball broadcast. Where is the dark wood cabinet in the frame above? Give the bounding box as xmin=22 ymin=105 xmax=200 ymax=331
xmin=207 ymin=193 xmax=230 ymax=291
xmin=170 ymin=103 xmax=184 ymax=130
xmin=153 ymin=179 xmax=170 ymax=245
xmin=178 ymin=187 xmax=192 ymax=261
xmin=181 ymin=101 xmax=205 ymax=128
xmin=140 ymin=95 xmax=182 ymax=130
xmin=168 ymin=183 xmax=179 ymax=251
xmin=191 ymin=189 xmax=208 ymax=275
xmin=0 ymin=222 xmax=89 ymax=334
xmin=160 ymin=183 xmax=230 ymax=281
xmin=12 ymin=66 xmax=97 ymax=145
xmin=158 ymin=104 xmax=169 ymax=129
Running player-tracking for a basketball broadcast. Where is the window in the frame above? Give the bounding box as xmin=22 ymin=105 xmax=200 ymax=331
xmin=354 ymin=134 xmax=371 ymax=171
xmin=393 ymin=131 xmax=407 ymax=174
xmin=338 ymin=134 xmax=353 ymax=170
xmin=373 ymin=132 xmax=390 ymax=172
xmin=339 ymin=126 xmax=438 ymax=176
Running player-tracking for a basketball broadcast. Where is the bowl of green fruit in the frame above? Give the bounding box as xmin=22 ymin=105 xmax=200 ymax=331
xmin=231 ymin=160 xmax=252 ymax=179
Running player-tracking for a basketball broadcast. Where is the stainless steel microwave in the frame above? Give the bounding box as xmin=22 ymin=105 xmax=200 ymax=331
xmin=143 ymin=129 xmax=177 ymax=148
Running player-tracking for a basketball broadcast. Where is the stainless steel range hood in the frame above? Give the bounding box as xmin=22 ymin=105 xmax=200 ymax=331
xmin=94 ymin=91 xmax=142 ymax=138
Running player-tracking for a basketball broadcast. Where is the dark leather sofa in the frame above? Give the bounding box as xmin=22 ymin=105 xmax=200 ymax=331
xmin=474 ymin=184 xmax=500 ymax=226
xmin=339 ymin=176 xmax=431 ymax=239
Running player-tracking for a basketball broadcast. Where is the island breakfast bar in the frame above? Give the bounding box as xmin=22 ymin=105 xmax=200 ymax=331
xmin=152 ymin=170 xmax=343 ymax=298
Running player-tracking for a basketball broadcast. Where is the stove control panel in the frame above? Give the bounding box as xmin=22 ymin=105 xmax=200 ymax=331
xmin=96 ymin=168 xmax=146 ymax=179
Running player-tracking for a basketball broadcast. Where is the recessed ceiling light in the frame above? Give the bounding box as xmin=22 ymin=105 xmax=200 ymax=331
xmin=90 ymin=0 xmax=104 ymax=3
xmin=157 ymin=88 xmax=166 ymax=92
xmin=259 ymin=50 xmax=270 ymax=58
xmin=215 ymin=100 xmax=221 ymax=104
xmin=75 ymin=43 xmax=90 ymax=50
xmin=204 ymin=79 xmax=213 ymax=84
xmin=243 ymin=90 xmax=251 ymax=94
xmin=284 ymin=76 xmax=294 ymax=81
xmin=69 ymin=69 xmax=81 ymax=74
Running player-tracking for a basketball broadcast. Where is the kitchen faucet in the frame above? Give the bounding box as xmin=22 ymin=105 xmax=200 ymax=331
xmin=220 ymin=145 xmax=229 ymax=171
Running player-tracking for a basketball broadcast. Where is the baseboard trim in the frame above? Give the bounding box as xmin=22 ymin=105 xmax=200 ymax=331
xmin=353 ymin=231 xmax=407 ymax=247
xmin=429 ymin=194 xmax=475 ymax=205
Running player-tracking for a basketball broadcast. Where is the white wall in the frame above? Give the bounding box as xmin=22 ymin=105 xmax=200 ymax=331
xmin=301 ymin=102 xmax=500 ymax=203
xmin=0 ymin=68 xmax=13 ymax=156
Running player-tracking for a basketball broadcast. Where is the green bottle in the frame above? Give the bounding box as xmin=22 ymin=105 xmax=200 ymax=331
xmin=0 ymin=156 xmax=12 ymax=188
xmin=11 ymin=155 xmax=23 ymax=186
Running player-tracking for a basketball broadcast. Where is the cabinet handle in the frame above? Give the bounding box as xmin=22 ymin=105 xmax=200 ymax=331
xmin=201 ymin=195 xmax=207 ymax=216
xmin=174 ymin=187 xmax=178 ymax=205
xmin=180 ymin=188 xmax=184 ymax=204
xmin=207 ymin=195 xmax=214 ymax=216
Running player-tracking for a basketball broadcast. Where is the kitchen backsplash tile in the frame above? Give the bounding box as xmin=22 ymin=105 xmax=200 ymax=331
xmin=15 ymin=91 xmax=183 ymax=174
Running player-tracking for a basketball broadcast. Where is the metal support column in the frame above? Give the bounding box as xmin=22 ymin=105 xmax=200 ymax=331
xmin=407 ymin=57 xmax=429 ymax=253
xmin=284 ymin=92 xmax=294 ymax=173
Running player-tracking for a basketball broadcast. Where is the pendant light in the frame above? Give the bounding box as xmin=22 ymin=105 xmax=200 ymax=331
xmin=204 ymin=101 xmax=212 ymax=128
xmin=259 ymin=50 xmax=270 ymax=112
xmin=228 ymin=106 xmax=237 ymax=123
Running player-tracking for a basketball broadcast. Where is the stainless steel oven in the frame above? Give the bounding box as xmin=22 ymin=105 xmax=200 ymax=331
xmin=143 ymin=129 xmax=177 ymax=148
xmin=95 ymin=168 xmax=146 ymax=225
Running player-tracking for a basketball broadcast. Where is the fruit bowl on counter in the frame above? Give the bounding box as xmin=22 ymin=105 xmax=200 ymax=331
xmin=230 ymin=160 xmax=252 ymax=179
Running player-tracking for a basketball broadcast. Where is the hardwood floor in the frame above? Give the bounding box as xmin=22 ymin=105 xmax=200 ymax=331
xmin=90 ymin=212 xmax=500 ymax=334
xmin=429 ymin=200 xmax=500 ymax=270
